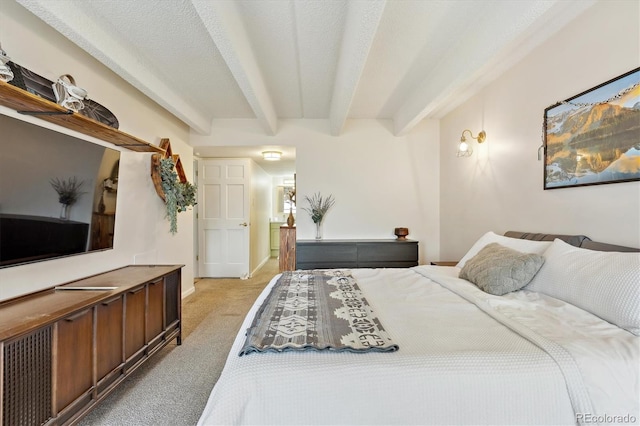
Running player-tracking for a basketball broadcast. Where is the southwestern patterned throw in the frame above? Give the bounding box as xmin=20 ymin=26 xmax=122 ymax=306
xmin=239 ymin=270 xmax=398 ymax=355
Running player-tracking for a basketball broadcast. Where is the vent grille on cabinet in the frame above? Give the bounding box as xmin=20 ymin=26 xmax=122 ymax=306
xmin=3 ymin=327 xmax=52 ymax=426
xmin=165 ymin=271 xmax=179 ymax=326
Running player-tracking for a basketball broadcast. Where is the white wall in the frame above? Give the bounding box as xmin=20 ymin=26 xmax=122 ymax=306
xmin=191 ymin=118 xmax=441 ymax=264
xmin=250 ymin=161 xmax=272 ymax=274
xmin=439 ymin=0 xmax=640 ymax=260
xmin=0 ymin=1 xmax=195 ymax=301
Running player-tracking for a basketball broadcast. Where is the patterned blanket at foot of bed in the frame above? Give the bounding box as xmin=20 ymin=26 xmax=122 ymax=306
xmin=239 ymin=269 xmax=398 ymax=355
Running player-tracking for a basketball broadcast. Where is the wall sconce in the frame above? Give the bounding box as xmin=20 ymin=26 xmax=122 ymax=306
xmin=0 ymin=43 xmax=14 ymax=83
xmin=52 ymin=74 xmax=88 ymax=112
xmin=457 ymin=129 xmax=486 ymax=157
xmin=262 ymin=151 xmax=282 ymax=161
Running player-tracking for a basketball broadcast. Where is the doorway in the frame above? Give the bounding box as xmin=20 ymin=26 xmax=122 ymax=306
xmin=197 ymin=158 xmax=251 ymax=277
xmin=193 ymin=146 xmax=295 ymax=278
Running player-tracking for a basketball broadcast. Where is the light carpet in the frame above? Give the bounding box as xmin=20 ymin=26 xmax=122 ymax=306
xmin=78 ymin=259 xmax=278 ymax=426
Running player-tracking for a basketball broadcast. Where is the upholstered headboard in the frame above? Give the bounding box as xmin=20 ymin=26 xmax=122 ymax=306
xmin=504 ymin=231 xmax=640 ymax=252
xmin=504 ymin=231 xmax=590 ymax=248
xmin=580 ymin=240 xmax=640 ymax=253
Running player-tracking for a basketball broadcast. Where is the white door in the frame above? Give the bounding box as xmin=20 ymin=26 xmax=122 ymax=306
xmin=198 ymin=159 xmax=250 ymax=277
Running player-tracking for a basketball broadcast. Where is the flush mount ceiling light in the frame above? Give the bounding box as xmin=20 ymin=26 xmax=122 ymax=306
xmin=262 ymin=151 xmax=282 ymax=161
xmin=456 ymin=129 xmax=486 ymax=157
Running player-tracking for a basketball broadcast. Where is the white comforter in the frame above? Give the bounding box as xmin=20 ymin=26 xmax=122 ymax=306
xmin=197 ymin=266 xmax=639 ymax=426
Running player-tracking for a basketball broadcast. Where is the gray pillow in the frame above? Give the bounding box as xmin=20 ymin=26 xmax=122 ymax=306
xmin=459 ymin=243 xmax=545 ymax=296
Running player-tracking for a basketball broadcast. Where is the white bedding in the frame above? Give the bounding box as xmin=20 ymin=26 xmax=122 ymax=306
xmin=197 ymin=266 xmax=639 ymax=426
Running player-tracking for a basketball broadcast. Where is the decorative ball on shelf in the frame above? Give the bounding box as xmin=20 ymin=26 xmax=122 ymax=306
xmin=394 ymin=227 xmax=409 ymax=240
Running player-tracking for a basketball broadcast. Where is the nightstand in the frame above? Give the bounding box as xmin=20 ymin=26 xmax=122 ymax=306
xmin=279 ymin=226 xmax=296 ymax=271
xmin=430 ymin=261 xmax=459 ymax=267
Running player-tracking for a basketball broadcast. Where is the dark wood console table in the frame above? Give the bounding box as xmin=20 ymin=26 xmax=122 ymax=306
xmin=0 ymin=265 xmax=182 ymax=426
xmin=0 ymin=214 xmax=89 ymax=266
xmin=296 ymin=239 xmax=418 ymax=269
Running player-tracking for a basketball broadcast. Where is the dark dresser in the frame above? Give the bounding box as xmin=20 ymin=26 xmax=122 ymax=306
xmin=296 ymin=239 xmax=418 ymax=269
xmin=0 ymin=214 xmax=89 ymax=265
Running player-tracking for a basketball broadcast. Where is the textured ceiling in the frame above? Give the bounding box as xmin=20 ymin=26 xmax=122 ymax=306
xmin=14 ymin=0 xmax=594 ymax=174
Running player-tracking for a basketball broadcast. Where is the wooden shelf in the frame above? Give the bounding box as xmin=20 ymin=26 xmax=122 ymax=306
xmin=0 ymin=80 xmax=164 ymax=153
xmin=150 ymin=138 xmax=188 ymax=201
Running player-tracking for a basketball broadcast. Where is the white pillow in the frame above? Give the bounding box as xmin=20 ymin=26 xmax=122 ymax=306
xmin=456 ymin=231 xmax=552 ymax=269
xmin=527 ymin=238 xmax=640 ymax=335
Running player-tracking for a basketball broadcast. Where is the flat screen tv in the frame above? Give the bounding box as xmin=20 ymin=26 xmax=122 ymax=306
xmin=0 ymin=114 xmax=121 ymax=267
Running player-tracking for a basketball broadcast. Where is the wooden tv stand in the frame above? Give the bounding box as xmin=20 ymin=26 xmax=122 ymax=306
xmin=0 ymin=265 xmax=183 ymax=426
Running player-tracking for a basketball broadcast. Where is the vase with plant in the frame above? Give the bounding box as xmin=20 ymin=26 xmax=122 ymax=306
xmin=160 ymin=157 xmax=197 ymax=234
xmin=302 ymin=192 xmax=335 ymax=240
xmin=50 ymin=176 xmax=86 ymax=220
xmin=286 ymin=187 xmax=296 ymax=227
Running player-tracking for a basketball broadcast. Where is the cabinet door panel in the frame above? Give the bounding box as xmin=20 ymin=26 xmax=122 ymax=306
xmin=270 ymin=227 xmax=279 ymax=249
xmin=147 ymin=279 xmax=164 ymax=342
xmin=296 ymin=242 xmax=356 ymax=263
xmin=96 ymin=296 xmax=124 ymax=381
xmin=357 ymin=242 xmax=418 ymax=262
xmin=124 ymin=286 xmax=145 ymax=359
xmin=55 ymin=309 xmax=93 ymax=412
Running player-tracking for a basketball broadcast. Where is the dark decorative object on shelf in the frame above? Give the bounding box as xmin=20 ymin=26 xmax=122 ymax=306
xmin=394 ymin=227 xmax=409 ymax=240
xmin=97 ymin=192 xmax=106 ymax=213
xmin=98 ymin=175 xmax=117 ymax=214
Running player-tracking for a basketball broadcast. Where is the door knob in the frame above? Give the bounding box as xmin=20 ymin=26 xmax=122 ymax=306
xmin=240 ymin=222 xmax=248 ymax=227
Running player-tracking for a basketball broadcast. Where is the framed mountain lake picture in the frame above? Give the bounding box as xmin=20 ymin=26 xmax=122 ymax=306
xmin=543 ymin=67 xmax=640 ymax=189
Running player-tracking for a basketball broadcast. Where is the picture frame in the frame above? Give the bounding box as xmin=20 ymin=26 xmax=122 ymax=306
xmin=543 ymin=67 xmax=640 ymax=190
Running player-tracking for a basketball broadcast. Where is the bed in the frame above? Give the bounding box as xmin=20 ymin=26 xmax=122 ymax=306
xmin=197 ymin=231 xmax=640 ymax=426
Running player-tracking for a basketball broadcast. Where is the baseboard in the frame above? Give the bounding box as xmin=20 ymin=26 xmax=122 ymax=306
xmin=250 ymin=256 xmax=270 ymax=277
xmin=181 ymin=286 xmax=195 ymax=299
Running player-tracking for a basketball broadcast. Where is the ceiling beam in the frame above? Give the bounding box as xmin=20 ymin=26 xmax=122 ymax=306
xmin=16 ymin=0 xmax=212 ymax=135
xmin=426 ymin=0 xmax=597 ymax=121
xmin=329 ymin=0 xmax=386 ymax=136
xmin=392 ymin=0 xmax=594 ymax=136
xmin=192 ymin=0 xmax=278 ymax=136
